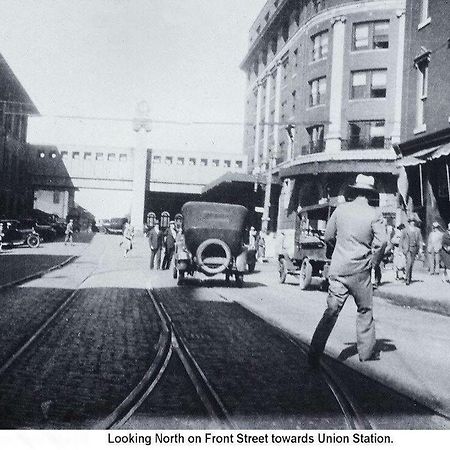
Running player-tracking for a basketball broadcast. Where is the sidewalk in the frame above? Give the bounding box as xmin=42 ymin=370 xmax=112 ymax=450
xmin=221 ymin=259 xmax=450 ymax=420
xmin=376 ymin=261 xmax=450 ymax=316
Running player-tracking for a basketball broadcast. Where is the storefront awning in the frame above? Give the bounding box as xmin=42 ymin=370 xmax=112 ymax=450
xmin=397 ymin=144 xmax=449 ymax=167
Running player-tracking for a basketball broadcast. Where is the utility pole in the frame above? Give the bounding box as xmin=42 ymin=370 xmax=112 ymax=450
xmin=131 ymin=101 xmax=151 ymax=233
xmin=261 ymin=151 xmax=276 ymax=234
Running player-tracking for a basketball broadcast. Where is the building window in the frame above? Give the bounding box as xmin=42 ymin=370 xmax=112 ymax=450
xmin=415 ymin=56 xmax=429 ymax=132
xmin=53 ymin=191 xmax=60 ymax=204
xmin=235 ymin=160 xmax=243 ymax=169
xmin=353 ymin=21 xmax=389 ymax=51
xmin=165 ymin=156 xmax=173 ymax=165
xmin=224 ymin=160 xmax=231 ymax=168
xmin=350 ymin=69 xmax=387 ymax=99
xmin=177 ymin=157 xmax=185 ymax=165
xmin=306 ymin=125 xmax=325 ymax=154
xmin=312 ymin=0 xmax=324 ymax=13
xmin=61 ymin=151 xmax=68 ymax=159
xmin=84 ymin=152 xmax=92 ymax=160
xmin=309 ymin=77 xmax=326 ymax=106
xmin=293 ymin=48 xmax=298 ymax=68
xmin=311 ymin=30 xmax=328 ymax=61
xmin=212 ymin=159 xmax=219 ymax=167
xmin=189 ymin=158 xmax=196 ymax=166
xmin=72 ymin=152 xmax=80 ymax=160
xmin=153 ymin=155 xmax=161 ymax=163
xmin=200 ymin=158 xmax=208 ymax=166
xmin=118 ymin=154 xmax=127 ymax=162
xmin=96 ymin=152 xmax=104 ymax=161
xmin=107 ymin=153 xmax=116 ymax=161
xmin=348 ymin=120 xmax=386 ymax=149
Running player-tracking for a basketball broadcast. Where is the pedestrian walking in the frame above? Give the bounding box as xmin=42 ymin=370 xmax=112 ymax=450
xmin=308 ymin=174 xmax=387 ymax=366
xmin=122 ymin=221 xmax=134 ymax=258
xmin=64 ymin=219 xmax=74 ymax=245
xmin=400 ymin=215 xmax=423 ymax=285
xmin=249 ymin=226 xmax=257 ymax=250
xmin=391 ymin=224 xmax=406 ymax=280
xmin=257 ymin=232 xmax=267 ymax=262
xmin=427 ymin=222 xmax=443 ymax=275
xmin=440 ymin=222 xmax=450 ymax=283
xmin=148 ymin=222 xmax=163 ymax=270
xmin=162 ymin=221 xmax=177 ymax=270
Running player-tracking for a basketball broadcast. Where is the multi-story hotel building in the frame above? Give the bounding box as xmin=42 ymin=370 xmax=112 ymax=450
xmin=241 ymin=0 xmax=406 ymax=239
xmin=398 ymin=0 xmax=450 ymax=233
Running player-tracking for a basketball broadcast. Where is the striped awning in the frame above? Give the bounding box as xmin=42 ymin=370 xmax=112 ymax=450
xmin=397 ymin=143 xmax=450 ymax=167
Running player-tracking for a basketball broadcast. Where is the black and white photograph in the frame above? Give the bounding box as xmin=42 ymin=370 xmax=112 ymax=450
xmin=0 ymin=0 xmax=449 ymax=447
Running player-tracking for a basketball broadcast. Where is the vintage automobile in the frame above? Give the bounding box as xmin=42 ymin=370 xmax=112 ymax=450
xmin=0 ymin=220 xmax=41 ymax=248
xmin=101 ymin=217 xmax=128 ymax=234
xmin=173 ymin=202 xmax=248 ymax=287
xmin=278 ymin=201 xmax=336 ymax=290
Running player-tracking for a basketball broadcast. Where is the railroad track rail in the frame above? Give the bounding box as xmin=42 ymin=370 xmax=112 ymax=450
xmin=98 ymin=288 xmax=235 ymax=430
xmin=0 ymin=254 xmax=79 ymax=291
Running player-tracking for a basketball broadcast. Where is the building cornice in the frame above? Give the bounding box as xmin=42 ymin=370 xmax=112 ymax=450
xmin=242 ymin=0 xmax=405 ymax=79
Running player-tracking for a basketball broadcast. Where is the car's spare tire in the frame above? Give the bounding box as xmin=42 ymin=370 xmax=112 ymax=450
xmin=196 ymin=238 xmax=232 ymax=275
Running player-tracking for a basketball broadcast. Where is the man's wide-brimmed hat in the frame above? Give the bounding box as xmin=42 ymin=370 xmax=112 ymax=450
xmin=349 ymin=174 xmax=377 ymax=192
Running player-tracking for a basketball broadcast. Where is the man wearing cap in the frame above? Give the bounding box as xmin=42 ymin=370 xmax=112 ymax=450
xmin=400 ymin=214 xmax=424 ymax=285
xmin=427 ymin=222 xmax=443 ymax=275
xmin=308 ymin=174 xmax=387 ymax=366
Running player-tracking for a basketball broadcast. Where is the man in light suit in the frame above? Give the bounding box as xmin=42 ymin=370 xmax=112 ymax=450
xmin=308 ymin=174 xmax=387 ymax=366
xmin=401 ymin=215 xmax=423 ymax=285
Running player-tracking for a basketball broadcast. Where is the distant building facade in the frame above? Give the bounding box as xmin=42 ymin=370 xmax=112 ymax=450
xmin=29 ymin=143 xmax=247 ymax=220
xmin=398 ymin=0 xmax=450 ymax=233
xmin=241 ymin=0 xmax=406 ymax=240
xmin=0 ymin=54 xmax=38 ymax=218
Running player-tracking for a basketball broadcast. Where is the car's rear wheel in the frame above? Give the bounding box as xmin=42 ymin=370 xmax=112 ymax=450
xmin=26 ymin=234 xmax=40 ymax=248
xmin=299 ymin=259 xmax=312 ymax=290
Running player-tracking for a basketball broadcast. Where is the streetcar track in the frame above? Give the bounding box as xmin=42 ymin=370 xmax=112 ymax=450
xmin=0 ymin=254 xmax=79 ymax=291
xmin=214 ymin=291 xmax=371 ymax=430
xmin=100 ymin=288 xmax=235 ymax=429
xmin=0 ymin=248 xmax=107 ymax=379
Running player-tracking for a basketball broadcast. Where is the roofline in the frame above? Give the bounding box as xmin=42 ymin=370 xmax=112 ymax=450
xmin=0 ymin=53 xmax=39 ymax=115
xmin=240 ymin=0 xmax=292 ymax=71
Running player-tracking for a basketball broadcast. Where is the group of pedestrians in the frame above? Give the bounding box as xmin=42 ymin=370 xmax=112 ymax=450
xmin=148 ymin=221 xmax=177 ymax=270
xmin=249 ymin=226 xmax=267 ymax=261
xmin=386 ymin=218 xmax=450 ymax=285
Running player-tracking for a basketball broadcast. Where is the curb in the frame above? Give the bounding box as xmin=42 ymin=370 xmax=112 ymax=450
xmin=0 ymin=255 xmax=79 ymax=291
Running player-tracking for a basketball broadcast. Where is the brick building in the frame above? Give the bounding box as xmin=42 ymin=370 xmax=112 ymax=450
xmin=0 ymin=53 xmax=38 ymax=218
xmin=241 ymin=0 xmax=406 ymax=243
xmin=398 ymin=0 xmax=450 ymax=233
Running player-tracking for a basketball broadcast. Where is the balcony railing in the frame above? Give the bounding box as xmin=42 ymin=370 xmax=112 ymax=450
xmin=301 ymin=140 xmax=325 ymax=155
xmin=341 ymin=137 xmax=391 ymax=151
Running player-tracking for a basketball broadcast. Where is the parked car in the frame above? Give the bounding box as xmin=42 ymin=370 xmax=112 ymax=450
xmin=0 ymin=220 xmax=41 ymax=248
xmin=102 ymin=217 xmax=128 ymax=234
xmin=173 ymin=202 xmax=248 ymax=287
xmin=278 ymin=201 xmax=335 ymax=290
xmin=21 ymin=219 xmax=57 ymax=242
